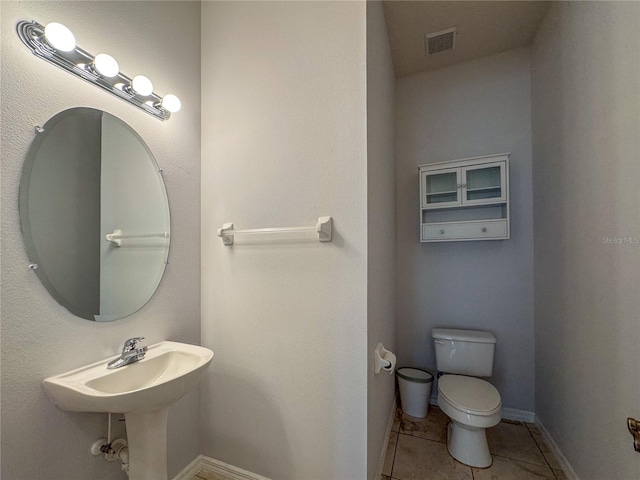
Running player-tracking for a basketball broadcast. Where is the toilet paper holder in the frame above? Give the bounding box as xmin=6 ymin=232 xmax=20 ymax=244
xmin=374 ymin=342 xmax=396 ymax=375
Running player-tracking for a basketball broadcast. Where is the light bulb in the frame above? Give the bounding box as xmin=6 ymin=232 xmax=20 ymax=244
xmin=93 ymin=53 xmax=119 ymax=77
xmin=131 ymin=75 xmax=153 ymax=96
xmin=44 ymin=22 xmax=76 ymax=52
xmin=161 ymin=94 xmax=181 ymax=113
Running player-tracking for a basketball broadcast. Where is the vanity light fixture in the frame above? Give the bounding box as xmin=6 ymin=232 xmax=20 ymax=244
xmin=129 ymin=75 xmax=154 ymax=96
xmin=90 ymin=53 xmax=119 ymax=78
xmin=43 ymin=22 xmax=76 ymax=52
xmin=17 ymin=20 xmax=180 ymax=121
xmin=158 ymin=94 xmax=181 ymax=113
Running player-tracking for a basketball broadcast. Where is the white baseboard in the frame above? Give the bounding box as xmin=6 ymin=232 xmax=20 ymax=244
xmin=376 ymin=394 xmax=397 ymax=479
xmin=429 ymin=395 xmax=535 ymax=423
xmin=535 ymin=417 xmax=580 ymax=480
xmin=172 ymin=455 xmax=202 ymax=480
xmin=173 ymin=454 xmax=270 ymax=480
xmin=501 ymin=407 xmax=535 ymax=423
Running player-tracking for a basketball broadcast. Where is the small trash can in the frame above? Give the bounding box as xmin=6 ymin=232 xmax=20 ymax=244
xmin=396 ymin=367 xmax=434 ymax=418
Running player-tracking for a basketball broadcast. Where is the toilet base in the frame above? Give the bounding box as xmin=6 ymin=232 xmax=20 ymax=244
xmin=447 ymin=421 xmax=492 ymax=468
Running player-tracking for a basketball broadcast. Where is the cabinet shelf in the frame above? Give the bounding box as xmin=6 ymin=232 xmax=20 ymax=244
xmin=421 ymin=199 xmax=506 ymax=211
xmin=419 ymin=153 xmax=510 ymax=242
xmin=427 ymin=190 xmax=458 ymax=196
xmin=466 ymin=186 xmax=501 ymax=192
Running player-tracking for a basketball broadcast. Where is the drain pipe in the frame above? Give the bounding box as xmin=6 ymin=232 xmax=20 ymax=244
xmin=90 ymin=413 xmax=130 ymax=475
xmin=91 ymin=436 xmax=130 ymax=475
xmin=114 ymin=440 xmax=130 ymax=475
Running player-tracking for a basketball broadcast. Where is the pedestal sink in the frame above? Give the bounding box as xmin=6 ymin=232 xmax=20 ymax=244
xmin=42 ymin=341 xmax=214 ymax=480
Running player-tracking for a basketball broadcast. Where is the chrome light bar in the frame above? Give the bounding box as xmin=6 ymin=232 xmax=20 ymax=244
xmin=16 ymin=20 xmax=180 ymax=121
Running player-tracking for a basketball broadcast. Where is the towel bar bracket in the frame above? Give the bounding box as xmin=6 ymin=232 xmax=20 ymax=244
xmin=218 ymin=223 xmax=235 ymax=246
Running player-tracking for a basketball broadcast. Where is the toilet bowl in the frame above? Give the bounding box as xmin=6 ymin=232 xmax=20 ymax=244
xmin=437 ymin=374 xmax=501 ymax=467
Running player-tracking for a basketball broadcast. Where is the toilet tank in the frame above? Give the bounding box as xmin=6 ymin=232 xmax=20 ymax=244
xmin=432 ymin=328 xmax=496 ymax=377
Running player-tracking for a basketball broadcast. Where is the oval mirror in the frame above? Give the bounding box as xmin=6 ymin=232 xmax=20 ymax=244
xmin=19 ymin=108 xmax=170 ymax=321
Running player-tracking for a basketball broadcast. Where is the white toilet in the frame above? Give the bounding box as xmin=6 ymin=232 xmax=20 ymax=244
xmin=432 ymin=328 xmax=502 ymax=468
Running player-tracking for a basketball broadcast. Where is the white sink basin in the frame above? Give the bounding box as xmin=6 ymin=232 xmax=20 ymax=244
xmin=43 ymin=341 xmax=213 ymax=413
xmin=43 ymin=341 xmax=213 ymax=480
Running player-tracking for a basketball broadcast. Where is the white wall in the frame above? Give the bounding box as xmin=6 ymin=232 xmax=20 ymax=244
xmin=396 ymin=48 xmax=535 ymax=412
xmin=366 ymin=2 xmax=397 ymax=479
xmin=531 ymin=2 xmax=640 ymax=478
xmin=200 ymin=2 xmax=368 ymax=479
xmin=24 ymin=111 xmax=102 ymax=318
xmin=0 ymin=2 xmax=201 ymax=479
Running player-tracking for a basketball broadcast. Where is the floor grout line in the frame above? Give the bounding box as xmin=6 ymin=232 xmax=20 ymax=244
xmin=397 ymin=431 xmax=447 ymax=446
xmin=525 ymin=423 xmax=561 ymax=478
xmin=492 ymin=452 xmax=550 ymax=468
xmin=390 ymin=430 xmax=399 ymax=478
xmin=399 ymin=430 xmax=447 ymax=443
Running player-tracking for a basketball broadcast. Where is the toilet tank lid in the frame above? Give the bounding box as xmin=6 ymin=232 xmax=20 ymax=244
xmin=432 ymin=328 xmax=496 ymax=344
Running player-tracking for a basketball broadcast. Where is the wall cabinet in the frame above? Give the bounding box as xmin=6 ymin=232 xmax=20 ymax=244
xmin=419 ymin=154 xmax=509 ymax=242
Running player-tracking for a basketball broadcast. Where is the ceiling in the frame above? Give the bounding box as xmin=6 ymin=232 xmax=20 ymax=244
xmin=382 ymin=1 xmax=550 ymax=78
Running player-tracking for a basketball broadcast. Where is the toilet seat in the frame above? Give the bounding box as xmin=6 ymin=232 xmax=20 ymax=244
xmin=438 ymin=375 xmax=501 ymax=416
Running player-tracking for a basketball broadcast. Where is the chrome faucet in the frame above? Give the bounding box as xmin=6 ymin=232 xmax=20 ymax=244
xmin=107 ymin=337 xmax=148 ymax=369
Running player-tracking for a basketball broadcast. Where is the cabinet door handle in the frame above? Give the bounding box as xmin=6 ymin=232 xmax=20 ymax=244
xmin=439 ymin=229 xmax=445 ymax=235
xmin=461 ymin=183 xmax=467 ymax=188
xmin=482 ymin=227 xmax=487 ymax=233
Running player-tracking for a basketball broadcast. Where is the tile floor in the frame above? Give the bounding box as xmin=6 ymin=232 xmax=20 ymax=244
xmin=382 ymin=406 xmax=567 ymax=480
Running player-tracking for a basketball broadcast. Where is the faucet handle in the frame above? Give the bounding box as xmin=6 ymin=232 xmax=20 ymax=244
xmin=136 ymin=345 xmax=148 ymax=361
xmin=122 ymin=337 xmax=145 ymax=352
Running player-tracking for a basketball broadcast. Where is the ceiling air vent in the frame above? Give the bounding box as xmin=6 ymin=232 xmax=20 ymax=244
xmin=425 ymin=27 xmax=457 ymax=55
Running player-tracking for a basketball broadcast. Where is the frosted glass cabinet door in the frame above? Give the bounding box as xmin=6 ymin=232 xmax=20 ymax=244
xmin=421 ymin=167 xmax=461 ymax=208
xmin=462 ymin=162 xmax=506 ymax=204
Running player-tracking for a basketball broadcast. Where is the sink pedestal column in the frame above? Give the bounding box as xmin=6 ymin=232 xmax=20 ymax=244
xmin=125 ymin=408 xmax=169 ymax=480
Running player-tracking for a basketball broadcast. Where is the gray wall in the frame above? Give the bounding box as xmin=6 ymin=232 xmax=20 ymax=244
xmin=531 ymin=2 xmax=640 ymax=478
xmin=396 ymin=48 xmax=535 ymax=412
xmin=200 ymin=2 xmax=369 ymax=479
xmin=366 ymin=2 xmax=397 ymax=479
xmin=24 ymin=111 xmax=102 ymax=318
xmin=0 ymin=2 xmax=202 ymax=479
